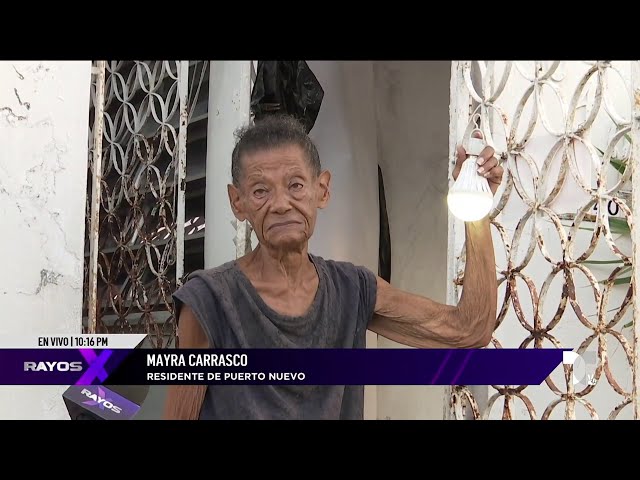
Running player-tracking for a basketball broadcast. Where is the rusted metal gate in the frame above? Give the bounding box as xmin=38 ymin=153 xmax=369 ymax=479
xmin=448 ymin=61 xmax=639 ymax=419
xmin=82 ymin=60 xmax=208 ymax=348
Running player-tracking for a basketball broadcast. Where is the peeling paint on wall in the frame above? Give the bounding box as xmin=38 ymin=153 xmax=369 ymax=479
xmin=0 ymin=61 xmax=92 ymax=419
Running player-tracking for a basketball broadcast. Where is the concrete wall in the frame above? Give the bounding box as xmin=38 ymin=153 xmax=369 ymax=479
xmin=373 ymin=61 xmax=452 ymax=419
xmin=0 ymin=61 xmax=92 ymax=419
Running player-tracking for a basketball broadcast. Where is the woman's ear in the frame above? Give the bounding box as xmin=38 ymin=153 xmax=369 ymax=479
xmin=317 ymin=170 xmax=331 ymax=209
xmin=227 ymin=184 xmax=246 ymax=221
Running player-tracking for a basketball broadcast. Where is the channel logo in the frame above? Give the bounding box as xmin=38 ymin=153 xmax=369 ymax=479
xmin=562 ymin=351 xmax=598 ymax=387
xmin=24 ymin=361 xmax=83 ymax=372
xmin=81 ymin=387 xmax=123 ymax=414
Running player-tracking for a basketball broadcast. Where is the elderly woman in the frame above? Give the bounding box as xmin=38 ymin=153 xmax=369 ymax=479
xmin=164 ymin=114 xmax=503 ymax=420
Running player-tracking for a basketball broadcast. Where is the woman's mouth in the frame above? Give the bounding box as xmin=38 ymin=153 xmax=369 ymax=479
xmin=269 ymin=220 xmax=300 ymax=230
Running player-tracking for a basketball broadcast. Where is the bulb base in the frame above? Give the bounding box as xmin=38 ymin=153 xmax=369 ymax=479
xmin=467 ymin=137 xmax=486 ymax=157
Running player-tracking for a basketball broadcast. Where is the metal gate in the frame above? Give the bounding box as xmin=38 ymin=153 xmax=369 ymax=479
xmin=82 ymin=60 xmax=208 ymax=348
xmin=448 ymin=61 xmax=639 ymax=419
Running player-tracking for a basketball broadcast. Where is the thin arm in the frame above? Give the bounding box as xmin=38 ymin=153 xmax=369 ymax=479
xmin=368 ymin=217 xmax=497 ymax=348
xmin=162 ymin=305 xmax=209 ymax=420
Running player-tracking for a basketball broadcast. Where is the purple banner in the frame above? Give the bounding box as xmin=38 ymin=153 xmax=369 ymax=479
xmin=2 ymin=348 xmax=131 ymax=385
xmin=0 ymin=348 xmax=569 ymax=386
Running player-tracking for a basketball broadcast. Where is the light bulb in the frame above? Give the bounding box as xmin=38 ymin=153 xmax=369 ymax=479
xmin=447 ymin=137 xmax=494 ymax=222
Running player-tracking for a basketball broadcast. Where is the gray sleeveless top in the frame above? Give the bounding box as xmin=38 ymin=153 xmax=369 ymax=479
xmin=171 ymin=253 xmax=378 ymax=420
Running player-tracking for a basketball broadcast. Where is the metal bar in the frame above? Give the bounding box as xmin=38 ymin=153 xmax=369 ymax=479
xmin=631 ymin=60 xmax=640 ymax=420
xmin=88 ymin=60 xmax=106 ymax=334
xmin=176 ymin=60 xmax=189 ymax=287
xmin=446 ymin=61 xmax=471 ymax=419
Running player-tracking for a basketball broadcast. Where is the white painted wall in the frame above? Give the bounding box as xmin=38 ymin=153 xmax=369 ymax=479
xmin=0 ymin=61 xmax=92 ymax=419
xmin=205 ymin=61 xmax=252 ymax=268
xmin=372 ymin=61 xmax=452 ymax=419
xmin=306 ymin=61 xmax=381 ymax=419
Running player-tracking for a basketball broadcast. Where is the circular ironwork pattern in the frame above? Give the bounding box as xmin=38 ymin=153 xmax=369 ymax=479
xmin=451 ymin=61 xmax=635 ymax=420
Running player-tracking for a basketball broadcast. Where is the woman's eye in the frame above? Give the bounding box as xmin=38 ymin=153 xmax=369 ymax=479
xmin=291 ymin=183 xmax=303 ymax=190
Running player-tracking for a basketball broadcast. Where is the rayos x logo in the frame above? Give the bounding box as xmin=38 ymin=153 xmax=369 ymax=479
xmin=81 ymin=387 xmax=123 ymax=414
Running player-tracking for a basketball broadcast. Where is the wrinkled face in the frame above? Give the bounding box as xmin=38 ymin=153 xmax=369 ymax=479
xmin=227 ymin=144 xmax=331 ymax=253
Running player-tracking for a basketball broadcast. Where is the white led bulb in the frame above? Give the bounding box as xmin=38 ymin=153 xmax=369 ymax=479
xmin=447 ymin=136 xmax=494 ymax=222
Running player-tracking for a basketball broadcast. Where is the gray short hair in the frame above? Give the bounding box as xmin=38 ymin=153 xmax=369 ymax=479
xmin=231 ymin=115 xmax=321 ymax=187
